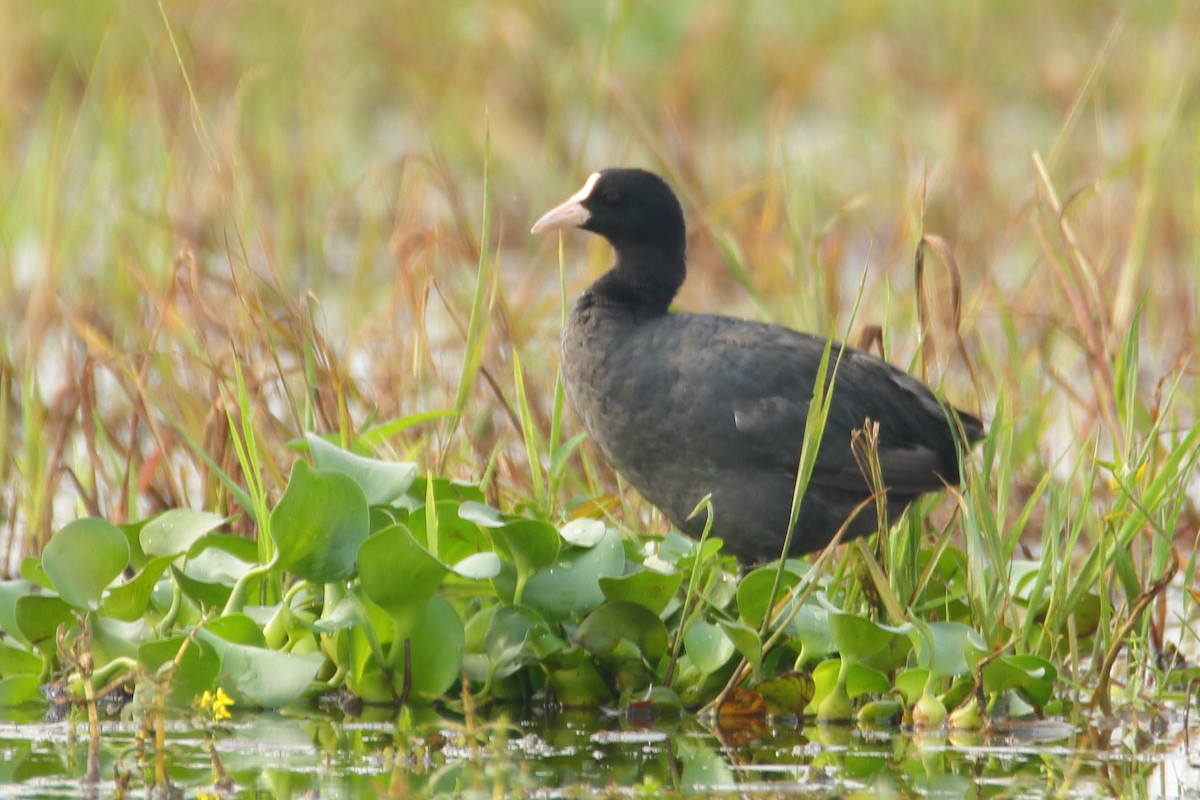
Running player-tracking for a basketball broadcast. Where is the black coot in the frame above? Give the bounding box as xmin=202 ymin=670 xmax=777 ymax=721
xmin=532 ymin=168 xmax=984 ymax=562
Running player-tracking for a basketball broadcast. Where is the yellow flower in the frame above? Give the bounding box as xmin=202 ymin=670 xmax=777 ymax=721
xmin=194 ymin=687 xmax=235 ymax=721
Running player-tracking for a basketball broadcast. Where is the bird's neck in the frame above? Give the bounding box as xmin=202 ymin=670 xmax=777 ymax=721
xmin=588 ymin=241 xmax=686 ymax=315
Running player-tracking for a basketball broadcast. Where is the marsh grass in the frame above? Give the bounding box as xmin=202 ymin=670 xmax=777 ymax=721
xmin=2 ymin=0 xmax=1199 ymax=714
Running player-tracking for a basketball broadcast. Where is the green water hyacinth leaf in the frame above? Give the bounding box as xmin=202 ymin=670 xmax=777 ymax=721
xmin=524 ymin=527 xmax=624 ymax=621
xmin=305 ymin=432 xmax=418 ymax=505
xmin=844 ymin=663 xmax=890 ymax=697
xmin=600 ymin=569 xmax=684 ymax=616
xmin=198 ymin=628 xmax=324 ymax=708
xmin=559 ymin=518 xmax=606 ymax=547
xmin=0 ymin=581 xmax=34 ymax=646
xmin=14 ymin=595 xmax=72 ymax=644
xmin=983 ymin=654 xmax=1057 ymax=709
xmin=272 ymin=460 xmax=370 ymax=583
xmin=139 ymin=636 xmax=222 ymax=708
xmin=0 ymin=642 xmax=40 ymax=677
xmin=101 ymin=554 xmax=176 ymax=621
xmin=791 ymin=604 xmax=836 ymax=667
xmin=821 ymin=596 xmax=912 ymax=660
xmin=683 ymin=619 xmax=735 ymax=674
xmin=18 ymin=558 xmax=51 ymax=591
xmin=910 ymin=621 xmax=974 ymax=678
xmin=0 ymin=676 xmax=44 ymax=708
xmin=140 ymin=509 xmax=226 ymax=558
xmin=358 ymin=524 xmax=449 ymax=642
xmin=577 ymin=602 xmax=669 ymax=663
xmin=736 ymin=562 xmax=805 ymax=628
xmin=718 ymin=620 xmax=763 ymax=675
xmin=406 ymin=595 xmax=465 ymax=700
xmin=451 ymin=552 xmax=501 ymax=579
xmin=458 ymin=501 xmax=505 ymax=527
xmin=485 ymin=605 xmax=552 ymax=680
xmin=42 ymin=518 xmax=129 ymax=610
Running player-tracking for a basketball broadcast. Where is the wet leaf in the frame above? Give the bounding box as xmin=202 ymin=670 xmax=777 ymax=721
xmin=139 ymin=636 xmax=222 ymax=708
xmin=272 ymin=460 xmax=370 ymax=583
xmin=523 ymin=527 xmax=624 ymax=621
xmin=14 ymin=595 xmax=73 ymax=645
xmin=717 ymin=620 xmax=762 ymax=675
xmin=736 ymin=563 xmax=803 ymax=628
xmin=0 ymin=676 xmax=44 ymax=708
xmin=0 ymin=582 xmax=34 ymax=646
xmin=42 ymin=518 xmax=129 ymax=610
xmin=199 ymin=630 xmax=325 ymax=708
xmin=600 ymin=569 xmax=683 ymax=616
xmin=407 ymin=595 xmax=465 ymax=701
xmin=101 ymin=554 xmax=176 ymax=621
xmin=0 ymin=642 xmax=41 ymax=677
xmin=305 ymin=432 xmax=418 ymax=504
xmin=559 ymin=518 xmax=606 ymax=547
xmin=683 ymin=619 xmax=736 ymax=675
xmin=140 ymin=510 xmax=226 ymax=558
xmin=983 ymin=654 xmax=1057 ymax=709
xmin=485 ymin=605 xmax=552 ymax=680
xmin=358 ymin=523 xmax=449 ymax=641
xmin=576 ymin=602 xmax=668 ymax=663
xmin=451 ymin=552 xmax=501 ymax=579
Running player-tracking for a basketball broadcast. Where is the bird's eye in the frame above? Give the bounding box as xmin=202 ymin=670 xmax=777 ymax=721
xmin=603 ymin=189 xmax=620 ymax=203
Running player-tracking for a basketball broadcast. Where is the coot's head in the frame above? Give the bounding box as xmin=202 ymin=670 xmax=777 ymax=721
xmin=531 ymin=168 xmax=685 ymax=253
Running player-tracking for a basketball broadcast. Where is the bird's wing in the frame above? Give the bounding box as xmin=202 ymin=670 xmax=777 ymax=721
xmin=660 ymin=316 xmax=968 ymax=495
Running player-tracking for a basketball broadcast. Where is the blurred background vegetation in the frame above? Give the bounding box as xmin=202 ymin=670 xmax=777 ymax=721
xmin=0 ymin=1 xmax=1197 ymax=570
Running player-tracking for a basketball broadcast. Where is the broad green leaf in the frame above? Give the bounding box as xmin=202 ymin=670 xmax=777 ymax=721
xmin=717 ymin=619 xmax=762 ymax=674
xmin=305 ymin=432 xmax=418 ymax=505
xmin=14 ymin=595 xmax=73 ymax=644
xmin=272 ymin=460 xmax=370 ymax=583
xmin=140 ymin=510 xmax=226 ymax=558
xmin=0 ymin=581 xmax=34 ymax=645
xmin=0 ymin=676 xmax=45 ymax=708
xmin=600 ymin=569 xmax=684 ymax=616
xmin=983 ymin=654 xmax=1057 ymax=709
xmin=458 ymin=501 xmax=505 ymax=527
xmin=19 ymin=557 xmax=51 ymax=590
xmin=910 ymin=621 xmax=974 ymax=679
xmin=736 ymin=563 xmax=804 ymax=628
xmin=791 ymin=604 xmax=836 ymax=667
xmin=524 ymin=527 xmax=624 ymax=621
xmin=139 ymin=636 xmax=222 ymax=709
xmin=407 ymin=595 xmax=465 ymax=701
xmin=845 ymin=662 xmax=891 ymax=698
xmin=198 ymin=630 xmax=324 ymax=708
xmin=559 ymin=518 xmax=606 ymax=547
xmin=683 ymin=619 xmax=735 ymax=675
xmin=101 ymin=554 xmax=175 ymax=622
xmin=0 ymin=642 xmax=41 ymax=677
xmin=576 ymin=602 xmax=669 ymax=663
xmin=484 ymin=605 xmax=552 ymax=680
xmin=206 ymin=613 xmax=267 ymax=647
xmin=358 ymin=524 xmax=448 ymax=641
xmin=451 ymin=552 xmax=501 ymax=579
xmin=42 ymin=518 xmax=129 ymax=610
xmin=183 ymin=548 xmax=255 ymax=585
xmin=820 ymin=595 xmax=911 ymax=661
xmin=493 ymin=520 xmax=560 ymax=576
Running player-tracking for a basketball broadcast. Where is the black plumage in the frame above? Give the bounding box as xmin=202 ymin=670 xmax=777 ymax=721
xmin=532 ymin=168 xmax=984 ymax=562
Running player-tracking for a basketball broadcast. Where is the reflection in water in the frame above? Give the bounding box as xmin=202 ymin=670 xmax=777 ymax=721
xmin=0 ymin=706 xmax=1194 ymax=798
